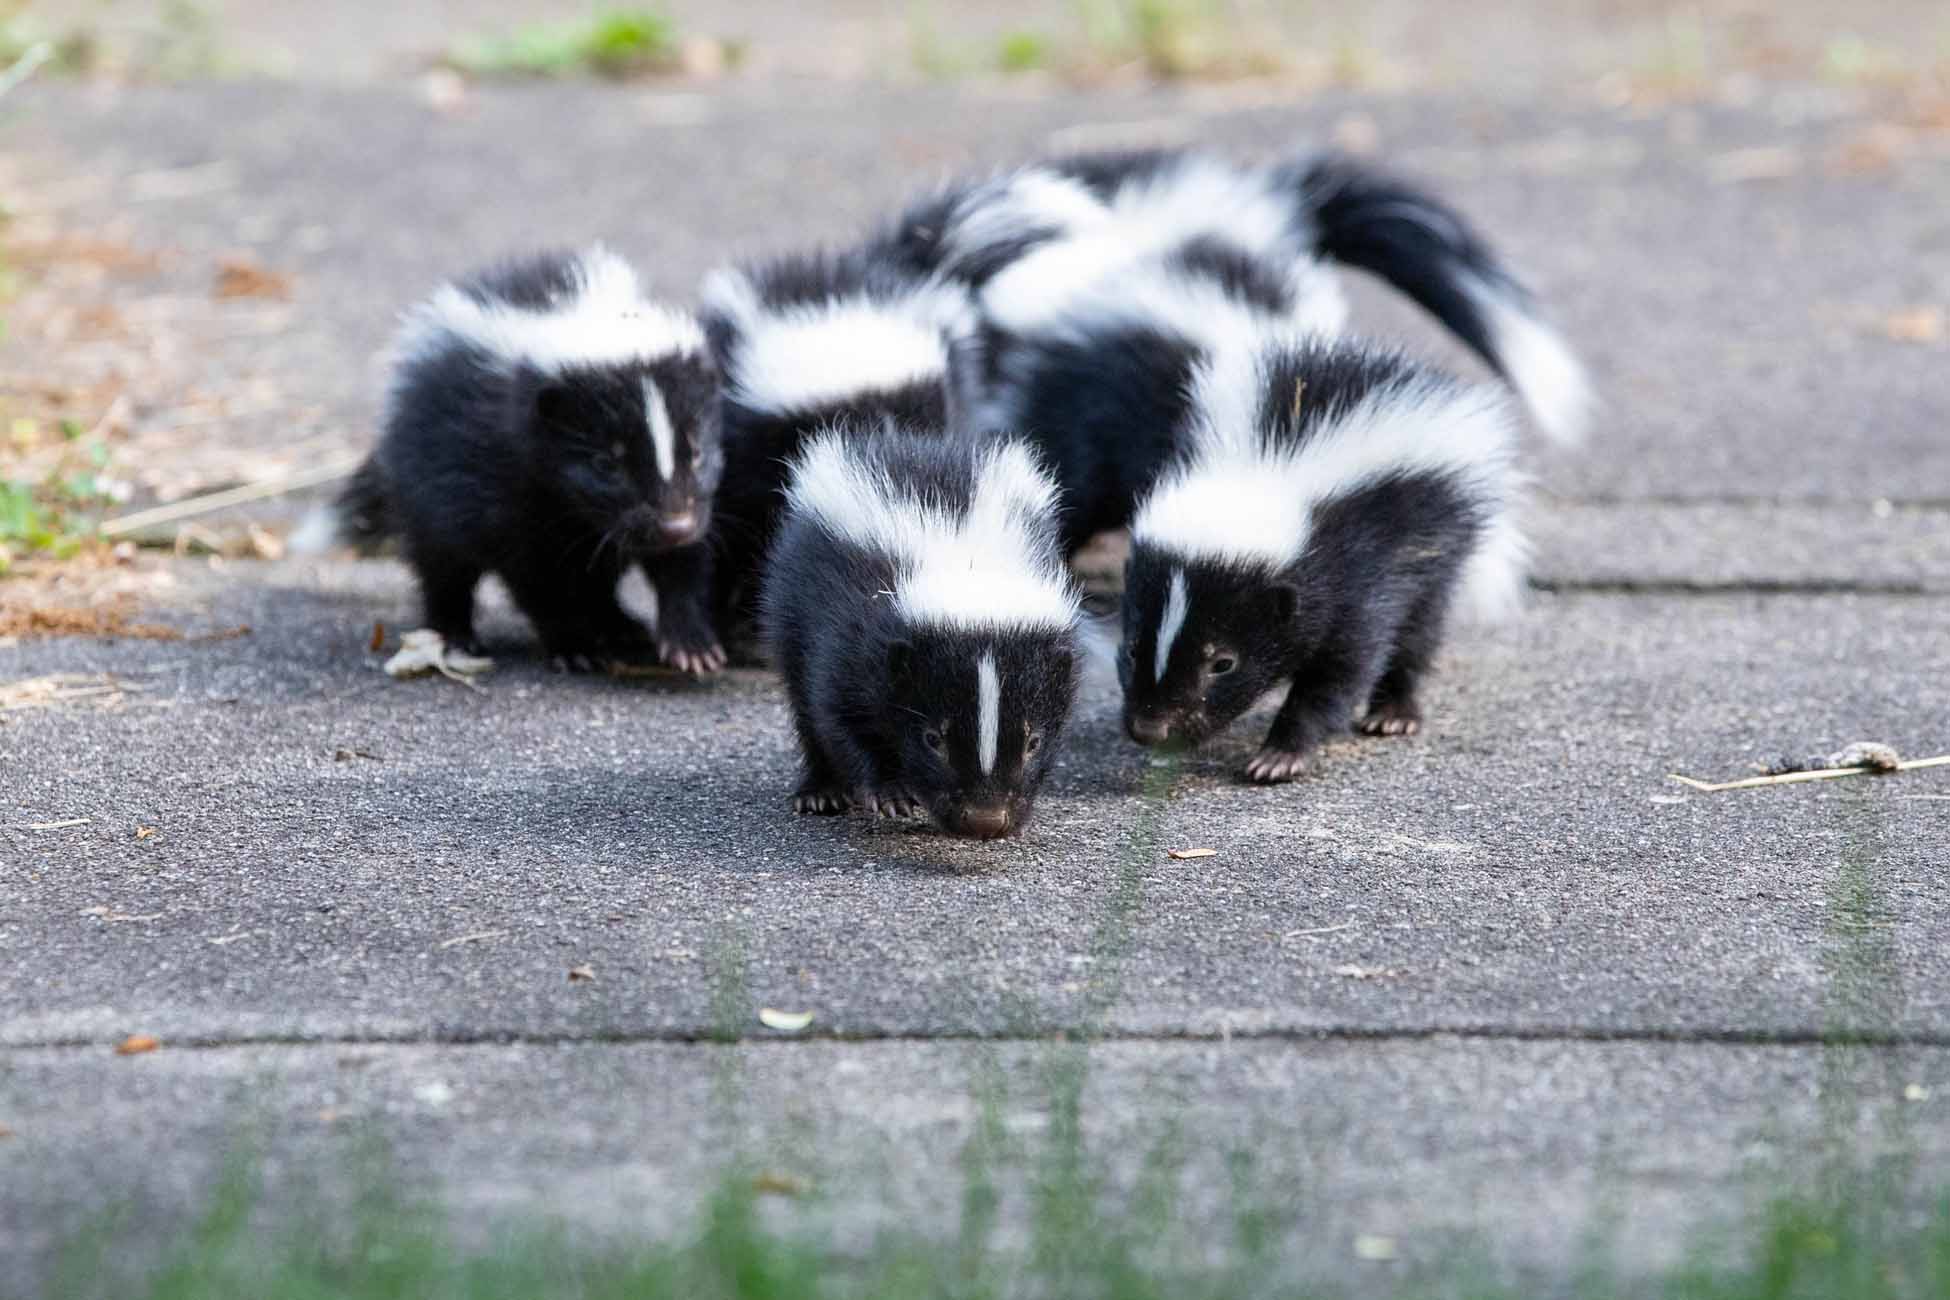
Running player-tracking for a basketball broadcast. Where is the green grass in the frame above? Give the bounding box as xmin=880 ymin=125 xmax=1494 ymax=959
xmin=996 ymin=30 xmax=1053 ymax=74
xmin=445 ymin=9 xmax=680 ymax=80
xmin=0 ymin=421 xmax=115 ymax=573
xmin=47 ymin=1127 xmax=1950 ymax=1300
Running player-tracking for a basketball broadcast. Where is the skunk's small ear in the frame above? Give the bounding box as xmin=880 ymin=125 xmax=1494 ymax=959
xmin=1268 ymin=582 xmax=1301 ymax=623
xmin=886 ymin=640 xmax=914 ymax=686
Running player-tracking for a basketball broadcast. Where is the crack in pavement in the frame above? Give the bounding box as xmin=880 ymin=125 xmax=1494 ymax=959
xmin=10 ymin=1024 xmax=1950 ymax=1052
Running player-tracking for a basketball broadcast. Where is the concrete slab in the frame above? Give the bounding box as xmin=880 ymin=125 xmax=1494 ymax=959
xmin=6 ymin=1038 xmax=1946 ymax=1292
xmin=5 ymin=562 xmax=1946 ymax=1047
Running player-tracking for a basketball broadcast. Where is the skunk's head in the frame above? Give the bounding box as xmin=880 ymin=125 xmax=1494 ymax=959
xmin=884 ymin=627 xmax=1078 ymax=839
xmin=521 ymin=354 xmax=722 ymax=554
xmin=1118 ymin=547 xmax=1307 ymax=750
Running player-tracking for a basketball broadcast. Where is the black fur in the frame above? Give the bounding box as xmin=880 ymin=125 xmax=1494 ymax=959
xmin=759 ymin=428 xmax=1079 ymax=839
xmin=675 ymin=250 xmax=956 ymax=653
xmin=354 ymin=250 xmax=723 ymax=670
xmin=327 ymin=455 xmax=394 ymax=554
xmin=963 ymin=317 xmax=1204 ymax=553
xmin=1280 ymin=152 xmax=1535 ymax=383
xmin=1118 ymin=342 xmax=1503 ymax=784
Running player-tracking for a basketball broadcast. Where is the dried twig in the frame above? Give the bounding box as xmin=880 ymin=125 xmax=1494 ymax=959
xmin=101 ymin=454 xmax=365 ymax=539
xmin=1283 ymin=922 xmax=1356 ymax=938
xmin=436 ymin=930 xmax=508 ymax=950
xmin=1671 ymin=754 xmax=1950 ymax=794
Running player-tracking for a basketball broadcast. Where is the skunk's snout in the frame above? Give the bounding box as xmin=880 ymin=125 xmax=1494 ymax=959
xmin=655 ymin=509 xmax=701 ymax=545
xmin=1126 ymin=713 xmax=1172 ymax=746
xmin=954 ymin=804 xmax=1013 ymax=840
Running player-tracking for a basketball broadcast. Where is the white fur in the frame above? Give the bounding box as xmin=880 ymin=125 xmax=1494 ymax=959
xmin=396 ymin=246 xmax=704 ymax=374
xmin=976 ymin=651 xmax=1001 ymax=775
xmin=1105 ymin=154 xmax=1302 ymax=262
xmin=643 ymin=377 xmax=676 ymax=481
xmin=1469 ymin=278 xmax=1592 ymax=446
xmin=1133 ymin=369 xmax=1524 ymax=596
xmin=702 ymin=267 xmax=964 ymax=416
xmin=942 ymin=168 xmax=1110 ymax=264
xmin=1153 ymin=568 xmax=1189 ymax=684
xmin=785 ymin=436 xmax=1077 ymax=634
xmin=983 ymin=249 xmax=1342 ymax=364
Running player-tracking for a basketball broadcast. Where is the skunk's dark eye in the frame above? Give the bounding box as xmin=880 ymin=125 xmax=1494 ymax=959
xmin=1208 ymin=654 xmax=1237 ymax=676
xmin=690 ymin=440 xmax=706 ymax=467
xmin=1024 ymin=731 xmax=1043 ymax=756
xmin=923 ymin=729 xmax=945 ymax=753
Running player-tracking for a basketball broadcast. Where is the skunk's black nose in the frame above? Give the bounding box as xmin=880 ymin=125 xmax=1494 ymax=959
xmin=956 ymin=805 xmax=1012 ymax=840
xmin=656 ymin=510 xmax=700 ymax=544
xmin=1127 ymin=714 xmax=1171 ymax=746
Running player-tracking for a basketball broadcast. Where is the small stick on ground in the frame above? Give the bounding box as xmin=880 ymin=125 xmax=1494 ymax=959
xmin=101 ymin=454 xmax=365 ymax=540
xmin=1670 ymin=754 xmax=1950 ymax=794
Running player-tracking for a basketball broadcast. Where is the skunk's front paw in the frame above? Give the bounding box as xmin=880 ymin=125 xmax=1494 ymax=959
xmin=1358 ymin=695 xmax=1422 ymax=737
xmin=792 ymin=782 xmax=853 ymax=816
xmin=656 ymin=605 xmax=727 ymax=676
xmin=869 ymin=788 xmax=924 ymax=819
xmin=1242 ymin=747 xmax=1309 ymax=785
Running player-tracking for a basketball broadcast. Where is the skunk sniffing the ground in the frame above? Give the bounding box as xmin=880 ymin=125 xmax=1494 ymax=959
xmin=760 ymin=427 xmax=1082 ymax=840
xmin=675 ymin=250 xmax=967 ymax=648
xmin=297 ymin=246 xmax=725 ymax=672
xmin=1118 ymin=339 xmax=1526 ymax=784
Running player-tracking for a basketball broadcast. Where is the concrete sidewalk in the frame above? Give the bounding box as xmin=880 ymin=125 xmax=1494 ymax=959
xmin=3 ymin=59 xmax=1948 ymax=1294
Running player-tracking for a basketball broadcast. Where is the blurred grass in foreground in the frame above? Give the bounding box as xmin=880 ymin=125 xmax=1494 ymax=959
xmin=48 ymin=1113 xmax=1950 ymax=1300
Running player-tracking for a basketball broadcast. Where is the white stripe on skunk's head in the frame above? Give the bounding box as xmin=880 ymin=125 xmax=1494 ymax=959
xmin=1152 ymin=568 xmax=1189 ymax=685
xmin=976 ymin=651 xmax=1002 ymax=775
xmin=784 ymin=435 xmax=1079 ymax=635
xmin=397 ymin=245 xmax=705 ymax=375
xmin=1465 ymin=276 xmax=1593 ymax=447
xmin=704 ymin=272 xmax=965 ymax=416
xmin=1132 ymin=364 xmax=1523 ymax=574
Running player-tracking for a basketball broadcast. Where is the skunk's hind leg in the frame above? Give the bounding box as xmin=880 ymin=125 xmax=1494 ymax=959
xmin=1359 ymin=585 xmax=1452 ymax=737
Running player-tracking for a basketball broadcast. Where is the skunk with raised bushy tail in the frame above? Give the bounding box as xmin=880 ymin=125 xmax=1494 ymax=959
xmin=292 ymin=246 xmax=724 ymax=672
xmin=891 ymin=147 xmax=1591 ymax=445
xmin=761 ymin=425 xmax=1082 ymax=839
xmin=1118 ymin=336 xmax=1528 ymax=784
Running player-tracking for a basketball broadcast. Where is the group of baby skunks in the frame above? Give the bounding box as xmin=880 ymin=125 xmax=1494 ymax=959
xmin=300 ymin=146 xmax=1590 ymax=841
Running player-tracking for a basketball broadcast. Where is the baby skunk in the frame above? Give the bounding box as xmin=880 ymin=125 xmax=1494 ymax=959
xmin=298 ymin=246 xmax=724 ymax=672
xmin=760 ymin=426 xmax=1082 ymax=840
xmin=677 ymin=249 xmax=968 ymax=644
xmin=926 ymin=147 xmax=1590 ymax=447
xmin=1118 ymin=338 xmax=1525 ymax=785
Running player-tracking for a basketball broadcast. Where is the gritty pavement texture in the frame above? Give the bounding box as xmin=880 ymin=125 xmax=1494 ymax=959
xmin=4 ymin=31 xmax=1950 ymax=1297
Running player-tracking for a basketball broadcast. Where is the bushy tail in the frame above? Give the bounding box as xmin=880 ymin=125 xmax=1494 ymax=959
xmin=289 ymin=454 xmax=394 ymax=555
xmin=1293 ymin=153 xmax=1592 ymax=445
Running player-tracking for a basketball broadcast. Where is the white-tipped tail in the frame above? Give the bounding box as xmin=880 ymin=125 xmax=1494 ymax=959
xmin=1453 ymin=509 xmax=1533 ymax=625
xmin=1471 ymin=281 xmax=1593 ymax=446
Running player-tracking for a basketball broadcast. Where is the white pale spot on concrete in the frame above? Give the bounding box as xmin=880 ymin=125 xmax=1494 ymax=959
xmin=1154 ymin=568 xmax=1188 ymax=684
xmin=643 ymin=377 xmax=676 ymax=481
xmin=977 ymin=651 xmax=1000 ymax=775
